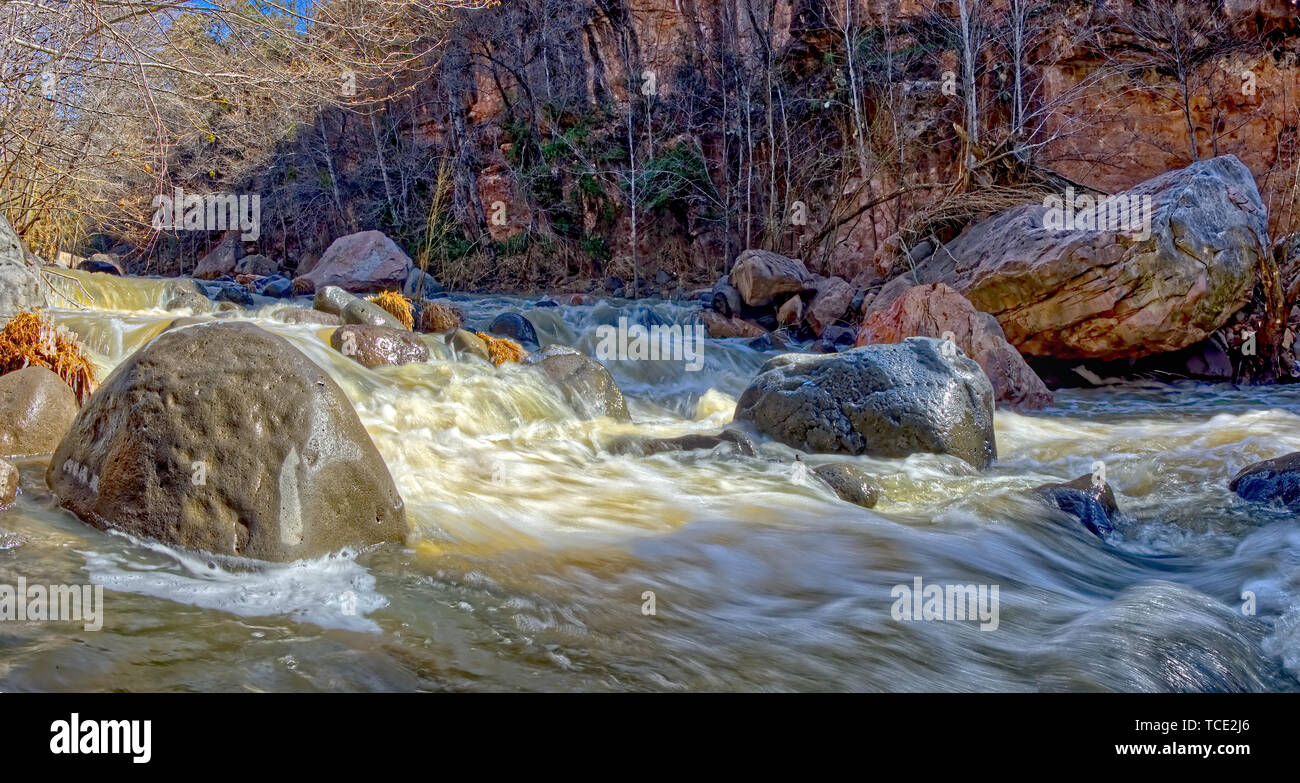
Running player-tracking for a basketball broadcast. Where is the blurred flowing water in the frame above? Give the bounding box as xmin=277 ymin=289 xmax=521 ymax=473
xmin=1 ymin=269 xmax=1298 ymax=691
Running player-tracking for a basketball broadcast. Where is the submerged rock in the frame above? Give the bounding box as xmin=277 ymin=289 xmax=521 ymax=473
xmin=0 ymin=366 xmax=80 ymax=457
xmin=275 ymin=307 xmax=341 ymax=326
xmin=330 ymin=324 xmax=430 ymax=369
xmin=697 ymin=309 xmax=767 ymax=338
xmin=447 ymin=329 xmax=491 ymax=362
xmin=488 ymin=312 xmax=539 ymax=349
xmin=735 ymin=337 xmax=996 ymax=468
xmin=1033 ymin=474 xmax=1119 ymax=538
xmin=526 ymin=344 xmax=630 ymax=421
xmin=812 ymin=463 xmax=881 ymax=508
xmin=610 ymin=429 xmax=757 ymax=457
xmin=46 ymin=322 xmax=406 ymax=562
xmin=1229 ymin=452 xmax=1300 ymax=510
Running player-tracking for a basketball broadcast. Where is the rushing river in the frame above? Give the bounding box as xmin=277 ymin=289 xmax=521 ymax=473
xmin=1 ymin=269 xmax=1298 ymax=692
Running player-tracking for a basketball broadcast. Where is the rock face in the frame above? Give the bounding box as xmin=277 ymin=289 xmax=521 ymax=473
xmin=879 ymin=156 xmax=1266 ymax=360
xmin=0 ymin=367 xmax=80 ymax=457
xmin=330 ymin=325 xmax=430 ymax=368
xmin=46 ymin=322 xmax=406 ymax=562
xmin=729 ymin=249 xmax=816 ymax=307
xmin=1033 ymin=474 xmax=1120 ymax=538
xmin=1229 ymin=452 xmax=1300 ymax=510
xmin=313 ymin=285 xmax=407 ymax=330
xmin=857 ymin=283 xmax=1052 ymax=409
xmin=0 ymin=213 xmax=47 ymax=319
xmin=298 ymin=231 xmax=414 ymax=293
xmin=192 ymin=232 xmax=244 ymax=279
xmin=526 ymin=344 xmax=631 ymax=421
xmin=734 ymin=337 xmax=996 ymax=468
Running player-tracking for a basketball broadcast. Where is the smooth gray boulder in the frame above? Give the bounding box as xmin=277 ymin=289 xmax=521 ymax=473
xmin=313 ymin=285 xmax=406 ymax=330
xmin=46 ymin=322 xmax=406 ymax=561
xmin=0 ymin=213 xmax=47 ymax=319
xmin=734 ymin=337 xmax=996 ymax=468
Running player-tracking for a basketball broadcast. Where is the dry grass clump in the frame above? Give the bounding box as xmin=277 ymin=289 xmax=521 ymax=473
xmin=367 ymin=290 xmax=414 ymax=330
xmin=0 ymin=311 xmax=98 ymax=403
xmin=475 ymin=332 xmax=527 ymax=365
xmin=418 ymin=300 xmax=462 ymax=332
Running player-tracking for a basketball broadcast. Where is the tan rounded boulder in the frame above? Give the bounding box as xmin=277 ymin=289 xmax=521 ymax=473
xmin=46 ymin=322 xmax=406 ymax=562
xmin=299 ymin=231 xmax=414 ymax=293
xmin=0 ymin=366 xmax=80 ymax=457
xmin=330 ymin=324 xmax=430 ymax=368
xmin=857 ymin=283 xmax=1052 ymax=409
xmin=729 ymin=249 xmax=816 ymax=307
xmin=881 ymin=156 xmax=1266 ymax=360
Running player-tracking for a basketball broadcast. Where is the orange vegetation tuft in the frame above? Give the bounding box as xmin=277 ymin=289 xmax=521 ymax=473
xmin=476 ymin=332 xmax=527 ymax=365
xmin=367 ymin=290 xmax=414 ymax=330
xmin=0 ymin=311 xmax=98 ymax=403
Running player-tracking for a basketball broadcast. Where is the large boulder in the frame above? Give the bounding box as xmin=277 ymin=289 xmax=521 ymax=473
xmin=0 ymin=213 xmax=47 ymax=319
xmin=191 ymin=232 xmax=244 ymax=279
xmin=729 ymin=249 xmax=817 ymax=307
xmin=0 ymin=366 xmax=80 ymax=457
xmin=298 ymin=231 xmax=414 ymax=293
xmin=46 ymin=322 xmax=406 ymax=562
xmin=857 ymin=283 xmax=1052 ymax=409
xmin=330 ymin=325 xmax=430 ymax=369
xmin=313 ymin=285 xmax=407 ymax=330
xmin=734 ymin=337 xmax=996 ymax=468
xmin=879 ymin=156 xmax=1266 ymax=360
xmin=526 ymin=344 xmax=631 ymax=421
xmin=1229 ymin=452 xmax=1300 ymax=510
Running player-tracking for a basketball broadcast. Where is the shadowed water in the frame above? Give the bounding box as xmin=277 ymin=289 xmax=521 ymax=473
xmin=0 ymin=269 xmax=1297 ymax=691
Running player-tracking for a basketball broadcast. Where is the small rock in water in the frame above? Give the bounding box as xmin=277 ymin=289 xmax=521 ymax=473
xmin=812 ymin=463 xmax=880 ymax=508
xmin=488 ymin=312 xmax=539 ymax=349
xmin=0 ymin=457 xmax=18 ymax=506
xmin=0 ymin=366 xmax=81 ymax=456
xmin=1033 ymin=474 xmax=1119 ymax=538
xmin=611 ymin=429 xmax=757 ymax=457
xmin=527 ymin=344 xmax=630 ymax=421
xmin=448 ymin=329 xmax=491 ymax=362
xmin=1229 ymin=452 xmax=1300 ymax=510
xmin=330 ymin=324 xmax=430 ymax=368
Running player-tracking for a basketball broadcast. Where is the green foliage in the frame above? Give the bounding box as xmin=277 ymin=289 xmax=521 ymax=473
xmin=635 ymin=143 xmax=713 ymax=213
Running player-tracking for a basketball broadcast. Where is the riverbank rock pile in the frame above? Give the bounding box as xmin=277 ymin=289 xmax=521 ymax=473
xmin=46 ymin=322 xmax=407 ymax=561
